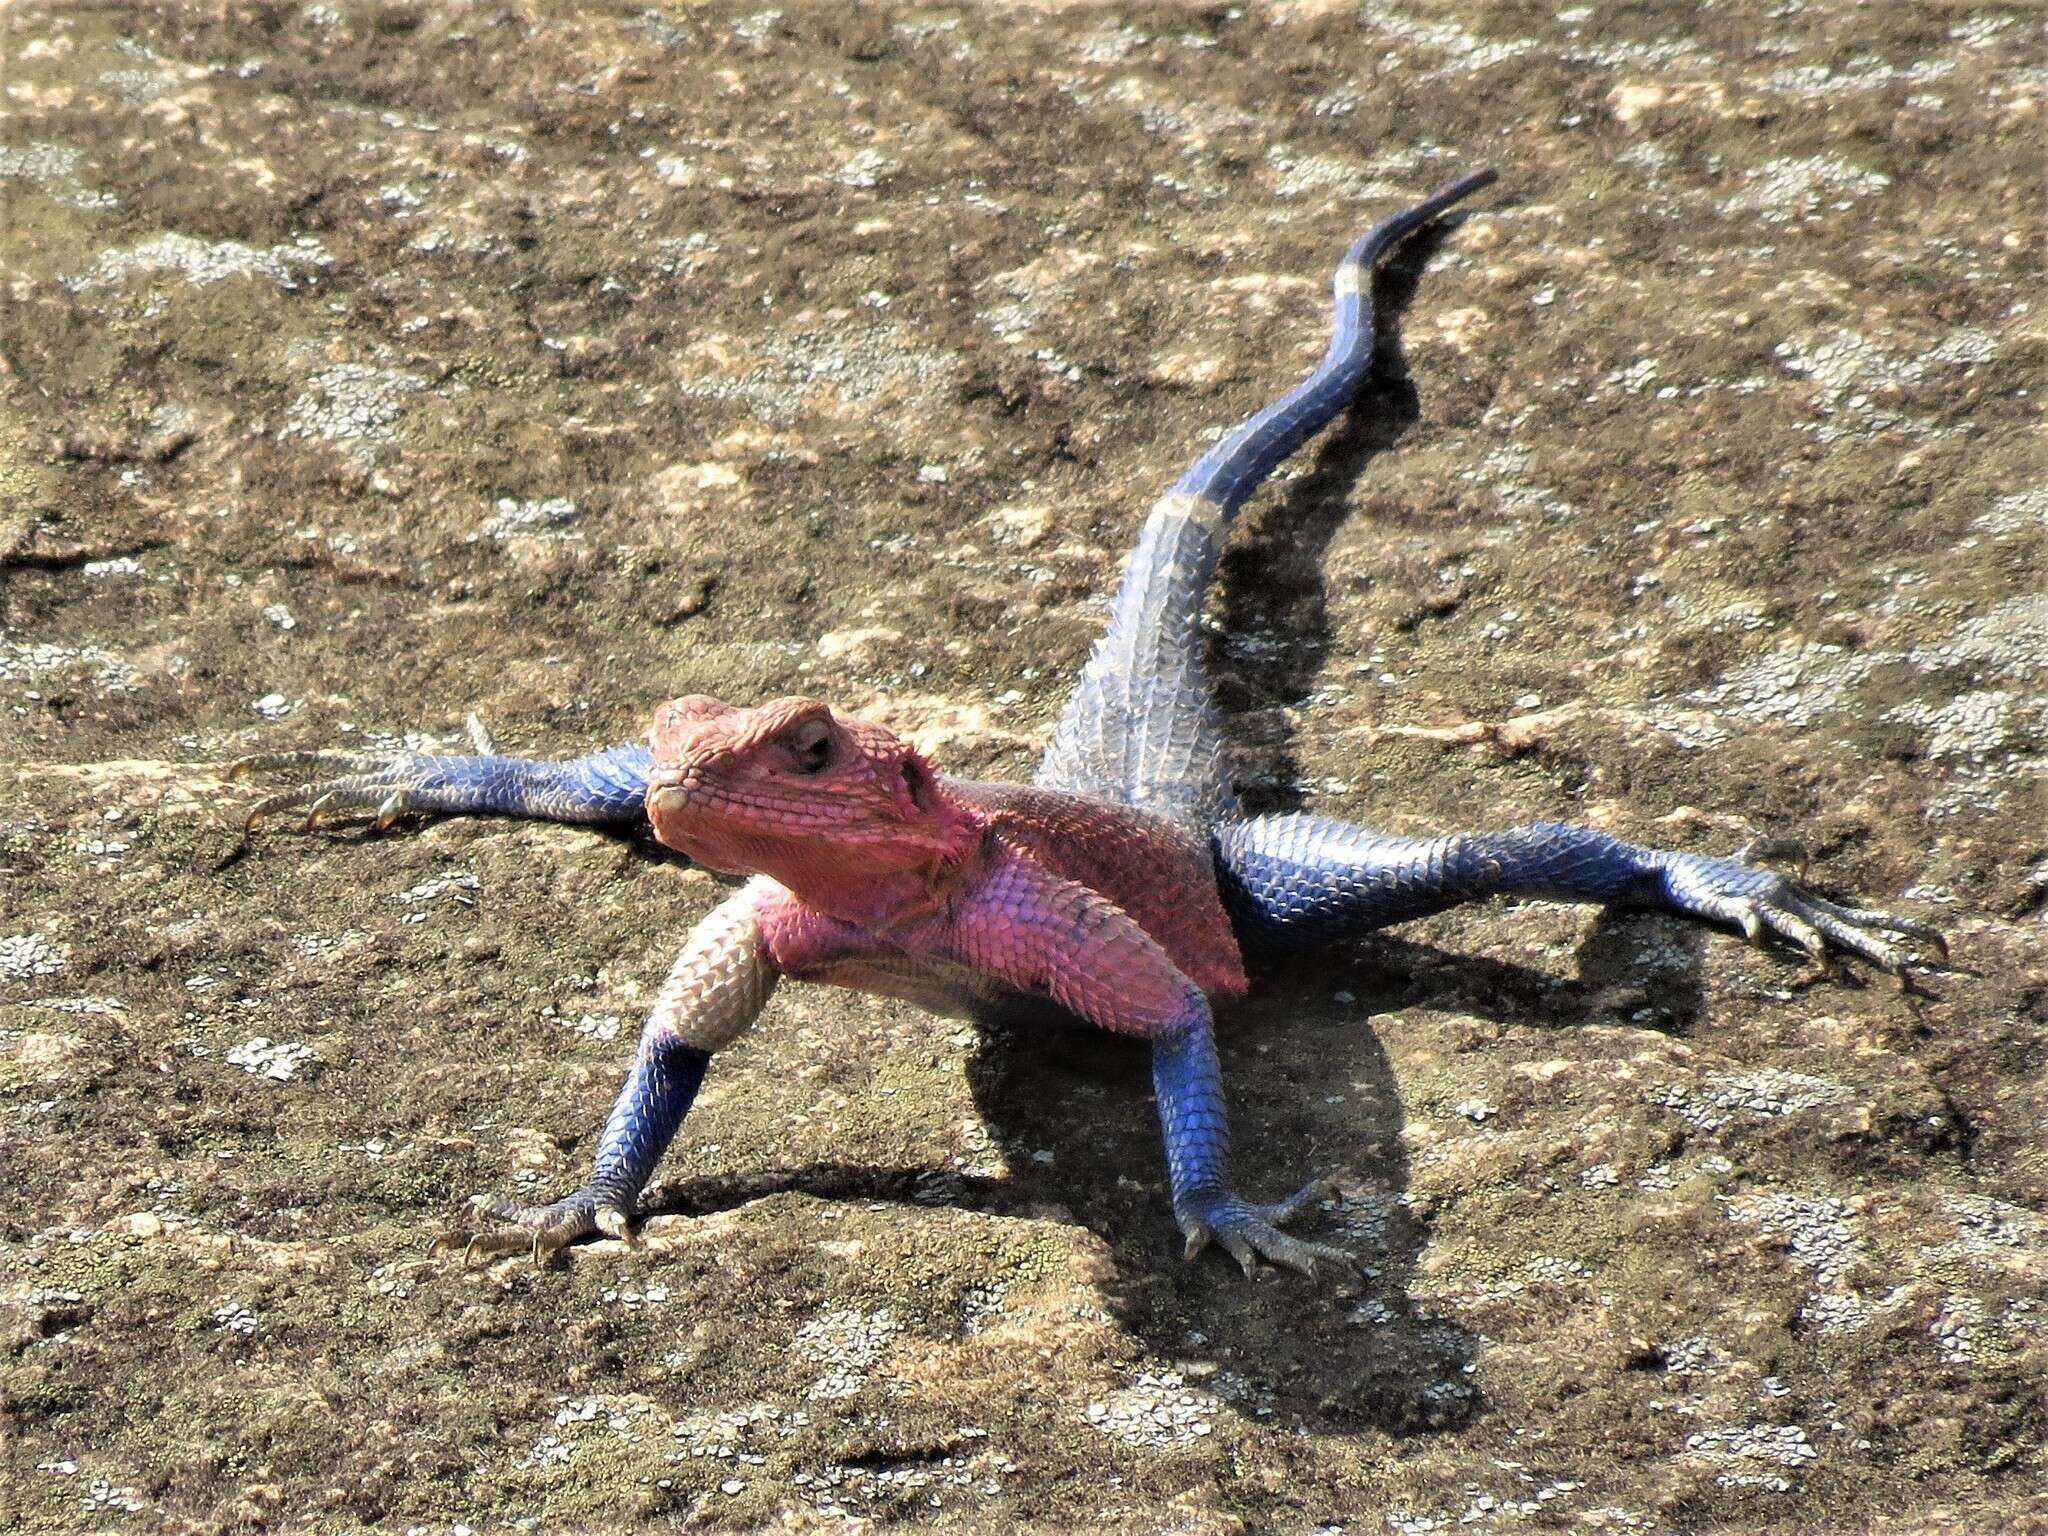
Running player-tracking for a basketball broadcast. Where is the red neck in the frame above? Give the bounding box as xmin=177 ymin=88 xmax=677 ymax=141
xmin=773 ymin=786 xmax=987 ymax=932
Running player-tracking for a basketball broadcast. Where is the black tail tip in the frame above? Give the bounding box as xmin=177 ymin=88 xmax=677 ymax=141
xmin=1436 ymin=165 xmax=1500 ymax=206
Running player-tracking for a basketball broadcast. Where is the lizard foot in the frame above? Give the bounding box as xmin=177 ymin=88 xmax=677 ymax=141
xmin=231 ymin=714 xmax=500 ymax=833
xmin=428 ymin=1188 xmax=630 ymax=1266
xmin=1177 ymin=1179 xmax=1353 ymax=1279
xmin=1658 ymin=853 xmax=1947 ymax=988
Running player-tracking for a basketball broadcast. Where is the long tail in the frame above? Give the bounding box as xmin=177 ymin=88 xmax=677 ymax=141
xmin=1034 ymin=167 xmax=1498 ymax=827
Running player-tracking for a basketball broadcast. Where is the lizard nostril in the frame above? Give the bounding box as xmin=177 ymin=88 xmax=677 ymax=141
xmin=647 ymin=772 xmax=695 ymax=810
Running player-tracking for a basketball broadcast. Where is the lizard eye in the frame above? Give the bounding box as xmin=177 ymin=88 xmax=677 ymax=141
xmin=785 ymin=718 xmax=833 ymax=774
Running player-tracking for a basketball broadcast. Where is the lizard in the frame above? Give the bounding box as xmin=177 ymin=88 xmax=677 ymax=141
xmin=230 ymin=167 xmax=1943 ymax=1277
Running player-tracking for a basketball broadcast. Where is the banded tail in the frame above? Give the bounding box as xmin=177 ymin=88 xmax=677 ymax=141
xmin=1034 ymin=167 xmax=1499 ymax=826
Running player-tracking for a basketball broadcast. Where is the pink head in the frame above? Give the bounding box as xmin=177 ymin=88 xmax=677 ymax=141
xmin=644 ymin=695 xmax=983 ymax=927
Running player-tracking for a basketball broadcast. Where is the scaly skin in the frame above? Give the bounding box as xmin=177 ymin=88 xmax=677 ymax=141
xmin=233 ymin=168 xmax=1944 ymax=1277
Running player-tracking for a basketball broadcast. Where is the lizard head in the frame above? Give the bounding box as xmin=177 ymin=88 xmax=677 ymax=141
xmin=643 ymin=695 xmax=983 ymax=926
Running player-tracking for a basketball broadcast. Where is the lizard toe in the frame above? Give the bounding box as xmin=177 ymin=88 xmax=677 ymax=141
xmin=240 ymin=769 xmax=422 ymax=833
xmin=430 ymin=1189 xmax=621 ymax=1267
xmin=1660 ymin=854 xmax=1944 ymax=983
xmin=228 ymin=741 xmax=466 ymax=834
xmin=1252 ymin=1176 xmax=1332 ymax=1228
xmin=1178 ymin=1187 xmax=1354 ymax=1279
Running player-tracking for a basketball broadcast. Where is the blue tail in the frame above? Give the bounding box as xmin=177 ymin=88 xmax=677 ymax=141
xmin=1035 ymin=168 xmax=1498 ymax=828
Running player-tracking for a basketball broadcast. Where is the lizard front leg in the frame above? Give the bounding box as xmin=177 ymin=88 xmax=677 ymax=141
xmin=1150 ymin=1021 xmax=1343 ymax=1277
xmin=946 ymin=850 xmax=1348 ymax=1277
xmin=233 ymin=712 xmax=652 ymax=833
xmin=439 ymin=883 xmax=779 ymax=1262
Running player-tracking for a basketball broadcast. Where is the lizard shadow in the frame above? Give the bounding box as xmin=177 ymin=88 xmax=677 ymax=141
xmin=960 ymin=963 xmax=1484 ymax=1437
xmin=980 ymin=915 xmax=1701 ymax=1432
xmin=646 ymin=911 xmax=1710 ymax=1438
xmin=644 ymin=970 xmax=1474 ymax=1436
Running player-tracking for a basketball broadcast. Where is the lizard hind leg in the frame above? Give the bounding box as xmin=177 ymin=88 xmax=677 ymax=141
xmin=1216 ymin=813 xmax=1945 ymax=984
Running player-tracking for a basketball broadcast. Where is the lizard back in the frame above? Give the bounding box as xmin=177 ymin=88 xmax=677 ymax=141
xmin=951 ymin=780 xmax=1249 ymax=1004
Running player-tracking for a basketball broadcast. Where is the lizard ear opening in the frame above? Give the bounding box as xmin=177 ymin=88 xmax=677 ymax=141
xmin=901 ymin=754 xmax=935 ymax=811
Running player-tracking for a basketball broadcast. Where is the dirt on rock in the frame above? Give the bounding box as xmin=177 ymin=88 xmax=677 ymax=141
xmin=2 ymin=3 xmax=2042 ymax=1533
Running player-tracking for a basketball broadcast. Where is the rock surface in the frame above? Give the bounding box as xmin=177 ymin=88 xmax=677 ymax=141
xmin=2 ymin=3 xmax=2042 ymax=1532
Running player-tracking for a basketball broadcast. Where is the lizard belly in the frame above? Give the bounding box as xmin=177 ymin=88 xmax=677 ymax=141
xmin=794 ymin=953 xmax=1022 ymax=1020
xmin=792 ymin=953 xmax=1094 ymax=1033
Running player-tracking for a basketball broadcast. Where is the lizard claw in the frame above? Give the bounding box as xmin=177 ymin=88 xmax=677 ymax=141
xmin=236 ymin=749 xmax=439 ymax=833
xmin=1176 ymin=1179 xmax=1353 ymax=1278
xmin=465 ymin=711 xmax=500 ymax=754
xmin=1733 ymin=903 xmax=1767 ymax=947
xmin=231 ymin=735 xmax=488 ymax=834
xmin=429 ymin=1189 xmax=626 ymax=1266
xmin=1659 ymin=853 xmax=1946 ymax=988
